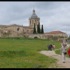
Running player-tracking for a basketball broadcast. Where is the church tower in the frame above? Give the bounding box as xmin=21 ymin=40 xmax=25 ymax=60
xmin=29 ymin=9 xmax=40 ymax=29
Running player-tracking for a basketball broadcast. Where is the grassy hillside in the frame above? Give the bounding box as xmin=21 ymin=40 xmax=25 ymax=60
xmin=0 ymin=38 xmax=61 ymax=68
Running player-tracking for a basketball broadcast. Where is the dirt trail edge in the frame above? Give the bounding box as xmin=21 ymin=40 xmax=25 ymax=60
xmin=40 ymin=50 xmax=70 ymax=68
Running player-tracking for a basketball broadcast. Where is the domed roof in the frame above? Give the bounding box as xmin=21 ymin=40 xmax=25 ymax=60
xmin=30 ymin=10 xmax=39 ymax=19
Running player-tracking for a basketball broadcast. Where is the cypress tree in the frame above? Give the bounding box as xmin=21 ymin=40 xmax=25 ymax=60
xmin=38 ymin=23 xmax=40 ymax=33
xmin=41 ymin=25 xmax=44 ymax=34
xmin=33 ymin=24 xmax=36 ymax=34
xmin=37 ymin=23 xmax=40 ymax=34
xmin=40 ymin=25 xmax=41 ymax=34
xmin=37 ymin=24 xmax=39 ymax=34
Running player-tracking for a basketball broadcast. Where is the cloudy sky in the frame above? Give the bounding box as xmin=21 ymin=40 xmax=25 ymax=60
xmin=0 ymin=2 xmax=70 ymax=35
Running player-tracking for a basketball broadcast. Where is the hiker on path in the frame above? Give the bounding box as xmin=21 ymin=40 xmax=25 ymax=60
xmin=48 ymin=44 xmax=56 ymax=51
xmin=48 ymin=44 xmax=53 ymax=51
xmin=61 ymin=39 xmax=67 ymax=63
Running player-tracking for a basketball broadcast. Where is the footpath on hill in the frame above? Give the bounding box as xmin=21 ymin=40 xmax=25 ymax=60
xmin=40 ymin=50 xmax=70 ymax=68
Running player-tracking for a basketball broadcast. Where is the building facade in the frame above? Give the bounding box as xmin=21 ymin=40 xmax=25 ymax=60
xmin=0 ymin=9 xmax=68 ymax=39
xmin=29 ymin=9 xmax=40 ymax=32
xmin=44 ymin=31 xmax=68 ymax=37
xmin=0 ymin=10 xmax=40 ymax=37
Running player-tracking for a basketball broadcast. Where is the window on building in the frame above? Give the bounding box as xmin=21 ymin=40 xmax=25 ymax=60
xmin=32 ymin=20 xmax=33 ymax=23
xmin=17 ymin=28 xmax=20 ymax=31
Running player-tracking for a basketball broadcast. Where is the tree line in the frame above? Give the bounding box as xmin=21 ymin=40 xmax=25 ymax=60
xmin=33 ymin=23 xmax=44 ymax=34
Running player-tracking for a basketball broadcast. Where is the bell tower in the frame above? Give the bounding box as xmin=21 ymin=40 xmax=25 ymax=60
xmin=29 ymin=9 xmax=40 ymax=28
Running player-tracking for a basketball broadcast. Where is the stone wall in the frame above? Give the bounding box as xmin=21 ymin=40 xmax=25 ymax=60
xmin=0 ymin=25 xmax=33 ymax=37
xmin=28 ymin=34 xmax=48 ymax=39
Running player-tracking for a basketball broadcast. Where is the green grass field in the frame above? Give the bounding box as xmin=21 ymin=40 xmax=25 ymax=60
xmin=0 ymin=38 xmax=61 ymax=68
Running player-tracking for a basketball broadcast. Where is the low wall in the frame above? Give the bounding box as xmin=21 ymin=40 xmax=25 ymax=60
xmin=28 ymin=34 xmax=48 ymax=39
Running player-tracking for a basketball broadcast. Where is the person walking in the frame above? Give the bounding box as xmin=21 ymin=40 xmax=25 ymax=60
xmin=61 ymin=39 xmax=67 ymax=63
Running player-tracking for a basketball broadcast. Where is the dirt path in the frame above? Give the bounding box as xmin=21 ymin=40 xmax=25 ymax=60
xmin=40 ymin=50 xmax=70 ymax=68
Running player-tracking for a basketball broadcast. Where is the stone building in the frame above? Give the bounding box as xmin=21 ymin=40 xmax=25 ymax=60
xmin=44 ymin=31 xmax=68 ymax=38
xmin=0 ymin=9 xmax=40 ymax=37
xmin=28 ymin=31 xmax=68 ymax=39
xmin=29 ymin=9 xmax=40 ymax=31
xmin=0 ymin=24 xmax=33 ymax=37
xmin=0 ymin=9 xmax=68 ymax=39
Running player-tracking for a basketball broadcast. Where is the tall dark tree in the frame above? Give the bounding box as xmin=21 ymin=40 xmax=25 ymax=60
xmin=38 ymin=23 xmax=40 ymax=33
xmin=41 ymin=25 xmax=44 ymax=34
xmin=37 ymin=23 xmax=40 ymax=34
xmin=37 ymin=24 xmax=39 ymax=34
xmin=33 ymin=23 xmax=36 ymax=34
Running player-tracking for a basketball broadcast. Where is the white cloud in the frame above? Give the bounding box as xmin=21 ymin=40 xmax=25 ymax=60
xmin=0 ymin=2 xmax=70 ymax=35
xmin=10 ymin=18 xmax=29 ymax=26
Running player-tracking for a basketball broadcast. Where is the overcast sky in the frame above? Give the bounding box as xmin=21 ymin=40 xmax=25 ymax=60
xmin=0 ymin=2 xmax=70 ymax=35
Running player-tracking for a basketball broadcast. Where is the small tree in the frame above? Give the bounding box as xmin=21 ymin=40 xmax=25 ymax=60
xmin=41 ymin=25 xmax=44 ymax=34
xmin=37 ymin=24 xmax=38 ymax=34
xmin=33 ymin=24 xmax=36 ymax=34
xmin=37 ymin=23 xmax=40 ymax=34
xmin=38 ymin=23 xmax=40 ymax=33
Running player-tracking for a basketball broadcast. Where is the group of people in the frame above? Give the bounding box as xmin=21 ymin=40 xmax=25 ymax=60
xmin=48 ymin=39 xmax=70 ymax=63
